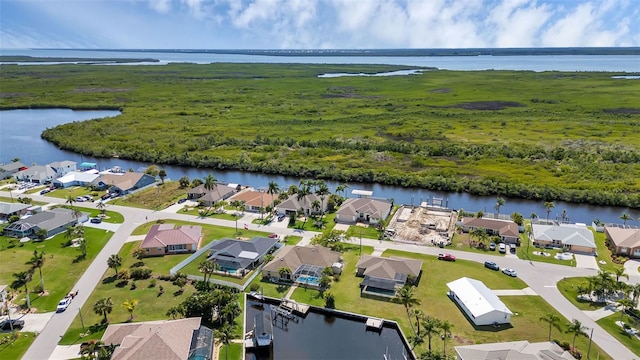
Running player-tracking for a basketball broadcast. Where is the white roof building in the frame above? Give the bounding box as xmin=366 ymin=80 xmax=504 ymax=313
xmin=447 ymin=277 xmax=512 ymax=326
xmin=54 ymin=171 xmax=100 ymax=188
xmin=455 ymin=340 xmax=576 ymax=360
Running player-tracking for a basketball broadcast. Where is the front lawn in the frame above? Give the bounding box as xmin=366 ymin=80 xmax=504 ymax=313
xmin=131 ymin=220 xmax=270 ymax=239
xmin=517 ymin=236 xmax=575 ymax=266
xmin=597 ymin=312 xmax=640 ymax=356
xmin=218 ymin=342 xmax=242 ymax=360
xmin=45 ymin=186 xmax=97 ymax=200
xmin=449 ymin=232 xmax=506 ymax=257
xmin=0 ymin=197 xmax=48 ymax=206
xmin=593 ymin=229 xmax=617 ymax=272
xmin=346 ymin=224 xmax=380 ymax=240
xmin=557 ymin=277 xmax=607 ymax=310
xmin=110 ymin=181 xmax=184 ymax=210
xmin=287 ymin=212 xmax=336 ymax=232
xmin=0 ymin=332 xmax=37 ymax=360
xmin=0 ymin=227 xmax=113 ymax=312
xmin=282 ymin=236 xmax=302 ymax=246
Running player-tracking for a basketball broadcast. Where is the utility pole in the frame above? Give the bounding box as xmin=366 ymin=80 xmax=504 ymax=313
xmin=587 ymin=327 xmax=594 ymax=359
xmin=359 ymin=229 xmax=362 ymax=257
xmin=79 ymin=308 xmax=86 ymax=334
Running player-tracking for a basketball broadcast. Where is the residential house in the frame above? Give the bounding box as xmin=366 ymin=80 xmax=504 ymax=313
xmin=262 ymin=245 xmax=342 ymax=283
xmin=53 ymin=171 xmax=100 ymax=188
xmin=228 ymin=190 xmax=277 ymax=213
xmin=605 ymin=226 xmax=640 ymax=258
xmin=187 ymin=184 xmax=236 ymax=206
xmin=3 ymin=208 xmax=88 ymax=238
xmin=531 ymin=223 xmax=596 ymax=254
xmin=0 ymin=201 xmax=30 ymax=221
xmin=207 ymin=237 xmax=279 ymax=275
xmin=455 ymin=341 xmax=576 ymax=360
xmin=101 ymin=317 xmax=214 ymax=360
xmin=92 ymin=172 xmax=156 ymax=195
xmin=141 ymin=224 xmax=202 ymax=256
xmin=356 ymin=255 xmax=423 ymax=298
xmin=335 ymin=198 xmax=393 ymax=224
xmin=275 ymin=193 xmax=327 ymax=216
xmin=49 ymin=160 xmax=77 ymax=177
xmin=447 ymin=277 xmax=512 ymax=326
xmin=0 ymin=161 xmax=27 ymax=179
xmin=460 ymin=217 xmax=520 ymax=245
xmin=13 ymin=165 xmax=57 ymax=183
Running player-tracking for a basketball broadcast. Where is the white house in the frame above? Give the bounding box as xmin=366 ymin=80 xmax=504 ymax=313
xmin=53 ymin=171 xmax=100 ymax=188
xmin=447 ymin=277 xmax=512 ymax=326
xmin=531 ymin=223 xmax=596 ymax=254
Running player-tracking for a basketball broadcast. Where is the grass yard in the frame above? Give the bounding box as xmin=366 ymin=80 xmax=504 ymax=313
xmin=48 ymin=205 xmax=124 ymax=224
xmin=0 ymin=332 xmax=37 ymax=360
xmin=451 ymin=233 xmax=506 ymax=257
xmin=597 ymin=312 xmax=640 ymax=356
xmin=593 ymin=229 xmax=617 ymax=272
xmin=0 ymin=227 xmax=113 ymax=312
xmin=287 ymin=213 xmax=336 ymax=232
xmin=0 ymin=197 xmax=48 ymax=206
xmin=110 ymin=181 xmax=184 ymax=210
xmin=131 ymin=219 xmax=270 ymax=239
xmin=282 ymin=235 xmax=302 ymax=246
xmin=45 ymin=186 xmax=98 ymax=200
xmin=218 ymin=342 xmax=242 ymax=360
xmin=557 ymin=277 xmax=610 ymax=311
xmin=346 ymin=224 xmax=380 ymax=240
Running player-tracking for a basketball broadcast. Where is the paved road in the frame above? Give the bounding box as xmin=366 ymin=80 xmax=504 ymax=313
xmin=4 ymin=191 xmax=637 ymax=360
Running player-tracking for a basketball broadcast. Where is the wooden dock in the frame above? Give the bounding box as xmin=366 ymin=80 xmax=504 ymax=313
xmin=366 ymin=317 xmax=384 ymax=330
xmin=279 ymin=298 xmax=309 ymax=315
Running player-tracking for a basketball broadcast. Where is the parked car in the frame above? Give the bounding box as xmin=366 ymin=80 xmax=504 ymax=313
xmin=82 ymin=195 xmax=93 ymax=201
xmin=40 ymin=188 xmax=50 ymax=195
xmin=489 ymin=242 xmax=496 ymax=251
xmin=437 ymin=253 xmax=456 ymax=261
xmin=56 ymin=296 xmax=72 ymax=313
xmin=510 ymin=246 xmax=517 ymax=254
xmin=90 ymin=217 xmax=102 ymax=224
xmin=498 ymin=243 xmax=506 ymax=254
xmin=277 ymin=214 xmax=286 ymax=222
xmin=75 ymin=196 xmax=85 ymax=202
xmin=502 ymin=268 xmax=517 ymax=277
xmin=101 ymin=194 xmax=111 ymax=200
xmin=0 ymin=318 xmax=25 ymax=330
xmin=268 ymin=233 xmax=279 ymax=239
xmin=484 ymin=261 xmax=500 ymax=271
xmin=109 ymin=193 xmax=119 ymax=199
xmin=177 ymin=198 xmax=187 ymax=204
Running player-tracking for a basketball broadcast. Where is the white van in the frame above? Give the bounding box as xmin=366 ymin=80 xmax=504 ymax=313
xmin=498 ymin=243 xmax=506 ymax=253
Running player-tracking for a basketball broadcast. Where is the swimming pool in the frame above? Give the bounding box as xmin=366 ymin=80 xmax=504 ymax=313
xmin=297 ymin=275 xmax=320 ymax=286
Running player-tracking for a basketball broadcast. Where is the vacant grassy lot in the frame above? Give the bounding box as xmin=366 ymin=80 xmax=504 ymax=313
xmin=0 ymin=197 xmax=47 ymax=206
xmin=45 ymin=186 xmax=98 ymax=200
xmin=111 ymin=181 xmax=183 ymax=210
xmin=1 ymin=64 xmax=637 ymax=207
xmin=0 ymin=227 xmax=113 ymax=312
xmin=597 ymin=312 xmax=640 ymax=356
xmin=0 ymin=332 xmax=37 ymax=360
xmin=451 ymin=232 xmax=506 ymax=257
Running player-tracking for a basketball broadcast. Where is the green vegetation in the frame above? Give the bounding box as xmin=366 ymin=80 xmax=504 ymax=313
xmin=218 ymin=342 xmax=242 ymax=360
xmin=0 ymin=227 xmax=112 ymax=312
xmin=0 ymin=332 xmax=37 ymax=360
xmin=0 ymin=196 xmax=47 ymax=206
xmin=111 ymin=181 xmax=183 ymax=210
xmin=597 ymin=312 xmax=640 ymax=356
xmin=1 ymin=64 xmax=638 ymax=206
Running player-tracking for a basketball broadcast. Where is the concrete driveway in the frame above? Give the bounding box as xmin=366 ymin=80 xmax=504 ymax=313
xmin=83 ymin=221 xmax=120 ymax=232
xmin=575 ymin=253 xmax=599 ymax=270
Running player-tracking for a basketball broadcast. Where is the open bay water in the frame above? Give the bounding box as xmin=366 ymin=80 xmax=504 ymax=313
xmin=0 ymin=108 xmax=636 ymax=224
xmin=1 ymin=48 xmax=639 ymax=72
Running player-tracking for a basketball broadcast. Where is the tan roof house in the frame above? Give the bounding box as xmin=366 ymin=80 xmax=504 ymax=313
xmin=455 ymin=340 xmax=576 ymax=360
xmin=275 ymin=193 xmax=326 ymax=216
xmin=228 ymin=190 xmax=276 ymax=212
xmin=141 ymin=224 xmax=202 ymax=256
xmin=102 ymin=317 xmax=213 ymax=360
xmin=335 ymin=198 xmax=392 ymax=224
xmin=531 ymin=223 xmax=595 ymax=254
xmin=605 ymin=226 xmax=640 ymax=258
xmin=460 ymin=217 xmax=520 ymax=245
xmin=262 ymin=245 xmax=342 ymax=283
xmin=356 ymin=255 xmax=423 ymax=298
xmin=187 ymin=184 xmax=236 ymax=206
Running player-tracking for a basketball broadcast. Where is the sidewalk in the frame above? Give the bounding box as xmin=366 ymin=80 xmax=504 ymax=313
xmin=584 ymin=304 xmax=619 ymax=321
xmin=493 ymin=287 xmax=538 ymax=296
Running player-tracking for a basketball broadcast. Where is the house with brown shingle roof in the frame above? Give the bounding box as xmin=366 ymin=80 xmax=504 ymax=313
xmin=460 ymin=217 xmax=520 ymax=245
xmin=262 ymin=245 xmax=342 ymax=283
xmin=605 ymin=226 xmax=640 ymax=258
xmin=335 ymin=198 xmax=393 ymax=224
xmin=356 ymin=255 xmax=423 ymax=298
xmin=187 ymin=184 xmax=236 ymax=206
xmin=275 ymin=193 xmax=326 ymax=216
xmin=101 ymin=317 xmax=213 ymax=360
xmin=141 ymin=224 xmax=202 ymax=256
xmin=228 ymin=189 xmax=276 ymax=213
xmin=92 ymin=172 xmax=156 ymax=195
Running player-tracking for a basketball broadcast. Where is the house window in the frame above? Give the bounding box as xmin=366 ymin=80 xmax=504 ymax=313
xmin=145 ymin=248 xmax=150 ymax=253
xmin=157 ymin=247 xmax=163 ymax=252
xmin=621 ymin=247 xmax=628 ymax=254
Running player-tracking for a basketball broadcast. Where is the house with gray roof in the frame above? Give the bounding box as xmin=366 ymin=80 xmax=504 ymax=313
xmin=187 ymin=184 xmax=236 ymax=206
xmin=207 ymin=237 xmax=279 ymax=274
xmin=275 ymin=193 xmax=326 ymax=216
xmin=3 ymin=208 xmax=88 ymax=238
xmin=0 ymin=161 xmax=27 ymax=179
xmin=262 ymin=245 xmax=342 ymax=283
xmin=102 ymin=317 xmax=213 ymax=360
xmin=455 ymin=340 xmax=576 ymax=360
xmin=335 ymin=198 xmax=392 ymax=225
xmin=13 ymin=165 xmax=57 ymax=183
xmin=447 ymin=277 xmax=512 ymax=326
xmin=141 ymin=224 xmax=202 ymax=256
xmin=356 ymin=255 xmax=423 ymax=298
xmin=49 ymin=160 xmax=77 ymax=177
xmin=460 ymin=217 xmax=521 ymax=245
xmin=531 ymin=223 xmax=595 ymax=254
xmin=605 ymin=226 xmax=640 ymax=258
xmin=0 ymin=201 xmax=30 ymax=220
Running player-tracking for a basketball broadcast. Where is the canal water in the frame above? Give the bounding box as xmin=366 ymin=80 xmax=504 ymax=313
xmin=245 ymin=299 xmax=413 ymax=360
xmin=0 ymin=109 xmax=636 ymax=225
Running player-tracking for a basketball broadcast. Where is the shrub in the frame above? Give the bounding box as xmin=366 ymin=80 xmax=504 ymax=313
xmin=249 ymin=283 xmax=260 ymax=292
xmin=333 ymin=274 xmax=340 ymax=282
xmin=118 ymin=268 xmax=130 ymax=280
xmin=157 ymin=274 xmax=172 ymax=281
xmin=130 ymin=261 xmax=145 ymax=268
xmin=32 ymin=284 xmax=44 ymax=294
xmin=324 ymin=292 xmax=335 ymax=309
xmin=149 ymin=279 xmax=157 ymax=288
xmin=130 ymin=267 xmax=152 ymax=280
xmin=158 ymin=285 xmax=164 ymax=296
xmin=130 ymin=281 xmax=137 ymax=290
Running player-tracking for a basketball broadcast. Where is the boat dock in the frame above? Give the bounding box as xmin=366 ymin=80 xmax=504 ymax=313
xmin=279 ymin=298 xmax=309 ymax=316
xmin=366 ymin=317 xmax=384 ymax=330
xmin=245 ymin=313 xmax=273 ymax=350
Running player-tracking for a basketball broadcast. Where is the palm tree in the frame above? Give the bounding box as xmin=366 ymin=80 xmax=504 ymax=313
xmin=409 ymin=308 xmax=426 ymax=340
xmin=11 ymin=270 xmax=33 ymax=310
xmin=565 ymin=319 xmax=588 ymax=350
xmin=267 ymin=181 xmax=280 ymax=213
xmin=66 ymin=195 xmax=76 ymax=208
xmin=203 ymin=173 xmax=217 ymax=214
xmin=617 ymin=298 xmax=636 ymax=322
xmin=614 ymin=267 xmax=628 ymax=282
xmin=178 ymin=175 xmax=191 ymax=188
xmin=199 ymin=260 xmax=219 ymax=284
xmin=335 ymin=183 xmax=349 ymax=198
xmin=440 ymin=320 xmax=452 ymax=357
xmin=544 ymin=201 xmax=554 ymax=221
xmin=166 ymin=305 xmax=185 ymax=319
xmin=216 ymin=324 xmax=234 ymax=360
xmin=620 ymin=213 xmax=631 ymax=226
xmin=631 ymin=283 xmax=640 ymax=305
xmin=539 ymin=313 xmax=561 ymax=341
xmin=79 ymin=339 xmax=105 ymax=359
xmin=395 ymin=285 xmax=420 ymax=331
xmin=297 ymin=180 xmax=312 ymax=215
xmin=96 ymin=201 xmax=106 ymax=215
xmin=29 ymin=250 xmax=46 ymax=292
xmin=311 ymin=199 xmax=321 ymax=217
xmin=278 ymin=267 xmax=292 ymax=281
xmin=107 ymin=254 xmax=122 ymax=277
xmin=158 ymin=168 xmax=167 ymax=184
xmin=494 ymin=196 xmax=505 ymax=217
xmin=93 ymin=297 xmax=114 ymax=323
xmin=122 ymin=299 xmax=139 ymax=321
xmin=421 ymin=316 xmax=441 ymax=353
xmin=315 ymin=181 xmax=330 ymax=219
xmin=221 ymin=301 xmax=242 ymax=325
xmin=469 ymin=228 xmax=485 ymax=246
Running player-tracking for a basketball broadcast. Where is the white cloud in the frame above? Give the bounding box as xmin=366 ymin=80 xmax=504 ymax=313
xmin=486 ymin=0 xmax=552 ymax=47
xmin=148 ymin=0 xmax=172 ymax=13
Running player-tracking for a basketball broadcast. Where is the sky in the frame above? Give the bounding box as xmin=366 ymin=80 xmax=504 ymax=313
xmin=1 ymin=0 xmax=639 ymax=49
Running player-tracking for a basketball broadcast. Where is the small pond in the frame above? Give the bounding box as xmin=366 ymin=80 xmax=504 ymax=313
xmin=318 ymin=69 xmax=423 ymax=78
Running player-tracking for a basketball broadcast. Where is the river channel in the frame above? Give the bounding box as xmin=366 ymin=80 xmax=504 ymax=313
xmin=0 ymin=108 xmax=636 ymax=224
